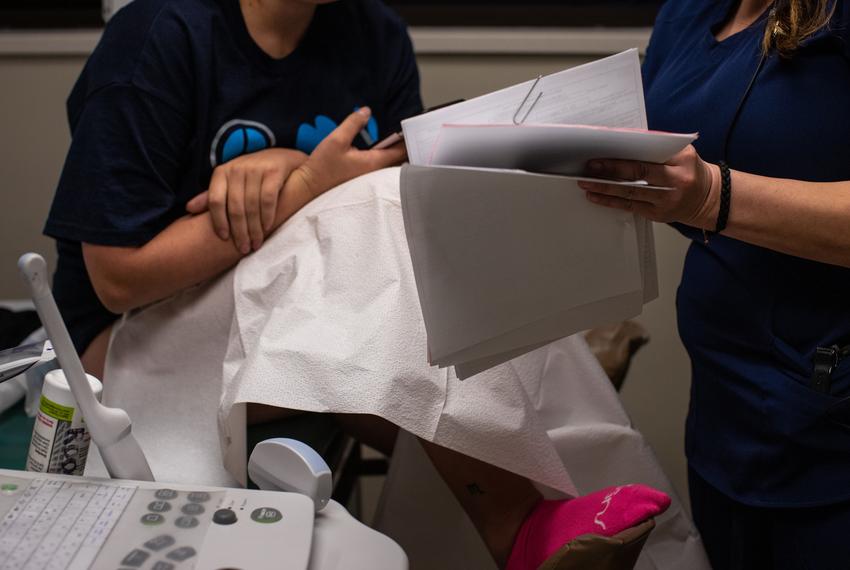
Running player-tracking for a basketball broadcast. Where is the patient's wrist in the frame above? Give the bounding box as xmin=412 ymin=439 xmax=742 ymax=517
xmin=272 ymin=167 xmax=321 ymax=230
xmin=278 ymin=149 xmax=309 ymax=174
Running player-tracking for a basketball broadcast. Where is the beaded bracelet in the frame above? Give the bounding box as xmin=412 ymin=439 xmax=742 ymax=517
xmin=715 ymin=161 xmax=732 ymax=233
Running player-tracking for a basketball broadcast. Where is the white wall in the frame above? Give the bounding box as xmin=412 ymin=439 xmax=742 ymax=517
xmin=0 ymin=55 xmax=82 ymax=301
xmin=0 ymin=30 xmax=693 ymax=507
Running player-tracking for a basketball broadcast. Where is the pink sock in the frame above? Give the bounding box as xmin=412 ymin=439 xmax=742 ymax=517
xmin=506 ymin=484 xmax=671 ymax=570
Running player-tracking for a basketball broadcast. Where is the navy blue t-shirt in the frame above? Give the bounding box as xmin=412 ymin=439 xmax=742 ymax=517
xmin=644 ymin=0 xmax=850 ymax=506
xmin=44 ymin=0 xmax=422 ymax=353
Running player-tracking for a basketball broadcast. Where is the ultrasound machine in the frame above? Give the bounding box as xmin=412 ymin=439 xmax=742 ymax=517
xmin=0 ymin=254 xmax=407 ymax=570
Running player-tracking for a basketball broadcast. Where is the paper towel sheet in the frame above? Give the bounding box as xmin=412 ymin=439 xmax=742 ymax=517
xmin=97 ymin=271 xmax=243 ymax=486
xmin=98 ymin=168 xmax=575 ymax=493
xmin=221 ymin=167 xmax=576 ymax=494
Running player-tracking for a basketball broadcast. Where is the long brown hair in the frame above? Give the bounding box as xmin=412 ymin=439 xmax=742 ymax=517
xmin=763 ymin=0 xmax=837 ymax=56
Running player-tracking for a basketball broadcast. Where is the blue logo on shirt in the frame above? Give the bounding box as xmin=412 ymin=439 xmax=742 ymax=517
xmin=296 ymin=115 xmax=337 ymax=154
xmin=295 ymin=110 xmax=378 ymax=154
xmin=210 ymin=120 xmax=276 ymax=167
xmin=211 ymin=110 xmax=379 ymax=166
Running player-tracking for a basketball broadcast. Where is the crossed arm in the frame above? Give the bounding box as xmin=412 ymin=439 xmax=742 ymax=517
xmin=84 ymin=108 xmax=405 ymax=314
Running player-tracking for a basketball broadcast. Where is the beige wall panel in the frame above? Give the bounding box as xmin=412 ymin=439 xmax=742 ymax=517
xmin=417 ymin=54 xmax=595 ymax=107
xmin=0 ymin=56 xmax=85 ymax=300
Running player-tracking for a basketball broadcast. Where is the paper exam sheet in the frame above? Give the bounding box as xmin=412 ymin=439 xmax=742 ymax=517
xmin=401 ymin=49 xmax=649 ymax=164
xmin=401 ymin=165 xmax=646 ymax=378
xmin=402 ymin=48 xmax=660 ymax=303
xmin=400 ymin=49 xmax=672 ymax=376
xmin=431 ymin=124 xmax=697 ymax=177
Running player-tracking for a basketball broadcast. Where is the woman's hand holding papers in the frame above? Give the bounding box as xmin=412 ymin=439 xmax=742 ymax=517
xmin=579 ymin=145 xmax=721 ymax=230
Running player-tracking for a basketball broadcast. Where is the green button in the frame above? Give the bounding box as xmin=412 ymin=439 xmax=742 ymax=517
xmin=140 ymin=513 xmax=165 ymax=526
xmin=0 ymin=484 xmax=18 ymax=494
xmin=250 ymin=507 xmax=282 ymax=524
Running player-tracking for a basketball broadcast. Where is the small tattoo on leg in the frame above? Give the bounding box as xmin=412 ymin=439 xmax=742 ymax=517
xmin=466 ymin=483 xmax=485 ymax=496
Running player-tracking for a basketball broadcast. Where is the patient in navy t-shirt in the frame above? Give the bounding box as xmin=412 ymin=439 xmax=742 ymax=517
xmin=45 ymin=0 xmax=421 ymax=374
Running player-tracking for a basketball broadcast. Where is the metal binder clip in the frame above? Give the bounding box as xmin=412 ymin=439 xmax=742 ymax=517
xmin=513 ymin=75 xmax=543 ymax=125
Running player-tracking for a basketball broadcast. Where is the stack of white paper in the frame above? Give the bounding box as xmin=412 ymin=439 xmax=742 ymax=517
xmin=431 ymin=124 xmax=696 ymax=176
xmin=399 ymin=49 xmax=696 ymax=378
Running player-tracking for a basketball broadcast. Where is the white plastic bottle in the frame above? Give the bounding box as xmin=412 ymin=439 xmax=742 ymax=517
xmin=26 ymin=369 xmax=103 ymax=476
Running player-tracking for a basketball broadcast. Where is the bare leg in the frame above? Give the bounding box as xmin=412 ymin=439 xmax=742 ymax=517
xmin=244 ymin=410 xmax=532 ymax=564
xmin=238 ymin=413 xmax=666 ymax=568
xmin=420 ymin=439 xmax=541 ymax=568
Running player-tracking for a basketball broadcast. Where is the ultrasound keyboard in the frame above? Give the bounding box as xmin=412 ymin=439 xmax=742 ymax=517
xmin=0 ymin=469 xmax=315 ymax=570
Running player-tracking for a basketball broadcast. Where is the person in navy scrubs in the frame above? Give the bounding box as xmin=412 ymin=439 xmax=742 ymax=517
xmin=579 ymin=1 xmax=850 ymax=568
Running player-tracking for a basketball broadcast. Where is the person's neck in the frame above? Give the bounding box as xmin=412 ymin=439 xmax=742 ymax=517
xmin=716 ymin=0 xmax=774 ymax=41
xmin=239 ymin=0 xmax=316 ymax=59
xmin=736 ymin=0 xmax=774 ymax=21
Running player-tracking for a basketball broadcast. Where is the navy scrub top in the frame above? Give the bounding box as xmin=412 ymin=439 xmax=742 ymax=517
xmin=643 ymin=0 xmax=850 ymax=507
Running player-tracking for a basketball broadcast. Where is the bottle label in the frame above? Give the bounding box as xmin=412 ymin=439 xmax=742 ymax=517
xmin=26 ymin=395 xmax=91 ymax=476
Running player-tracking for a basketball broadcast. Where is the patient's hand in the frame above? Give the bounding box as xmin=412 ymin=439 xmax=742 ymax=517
xmin=186 ymin=148 xmax=308 ymax=254
xmin=286 ymin=107 xmax=407 ymax=204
